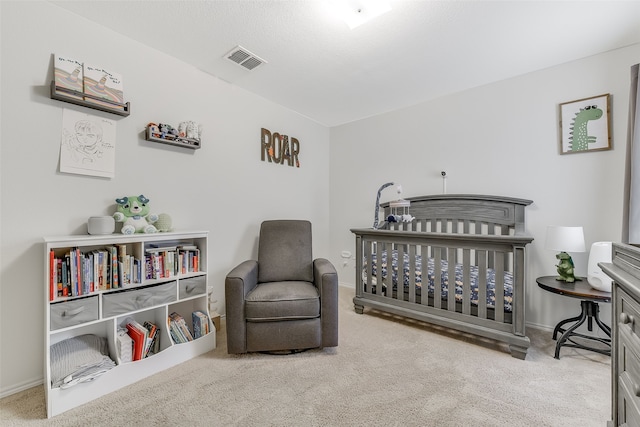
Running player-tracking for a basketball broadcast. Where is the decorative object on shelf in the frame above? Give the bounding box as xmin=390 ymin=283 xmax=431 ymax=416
xmin=260 ymin=127 xmax=300 ymax=167
xmin=50 ymin=54 xmax=129 ymax=116
xmin=113 ymin=194 xmax=159 ymax=234
xmin=59 ymin=108 xmax=116 ymax=178
xmin=87 ymin=216 xmax=116 ymax=235
xmin=372 ymin=182 xmax=403 ymax=229
xmin=559 ymin=93 xmax=611 ymax=154
xmin=83 ymin=64 xmax=124 ymax=111
xmin=54 ymin=54 xmax=83 ymax=101
xmin=155 ymin=213 xmax=173 ymax=232
xmin=587 ymin=241 xmax=613 ymax=292
xmin=545 ymin=225 xmax=586 ymax=282
xmin=178 ymin=121 xmax=202 ymax=140
xmin=145 ymin=122 xmax=201 ymax=150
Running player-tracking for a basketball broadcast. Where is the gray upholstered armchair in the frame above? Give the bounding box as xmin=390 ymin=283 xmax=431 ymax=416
xmin=225 ymin=220 xmax=339 ymax=354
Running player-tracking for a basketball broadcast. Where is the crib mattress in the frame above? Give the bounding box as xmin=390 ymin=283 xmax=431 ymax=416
xmin=363 ymin=250 xmax=513 ymax=312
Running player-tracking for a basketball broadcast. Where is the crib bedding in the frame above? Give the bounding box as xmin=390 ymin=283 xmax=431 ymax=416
xmin=363 ymin=250 xmax=513 ymax=312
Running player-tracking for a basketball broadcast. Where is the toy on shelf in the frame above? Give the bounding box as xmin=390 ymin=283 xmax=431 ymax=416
xmin=113 ymin=194 xmax=159 ymax=234
xmin=145 ymin=122 xmax=201 ymax=150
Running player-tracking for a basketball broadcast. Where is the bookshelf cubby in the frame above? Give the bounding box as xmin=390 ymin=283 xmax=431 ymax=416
xmin=43 ymin=231 xmax=215 ymax=418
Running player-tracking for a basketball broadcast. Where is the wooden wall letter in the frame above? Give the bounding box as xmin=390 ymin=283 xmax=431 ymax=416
xmin=260 ymin=128 xmax=300 ymax=168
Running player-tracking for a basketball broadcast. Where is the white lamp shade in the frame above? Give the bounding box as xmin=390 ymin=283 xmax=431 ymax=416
xmin=587 ymin=241 xmax=613 ymax=292
xmin=545 ymin=226 xmax=586 ymax=253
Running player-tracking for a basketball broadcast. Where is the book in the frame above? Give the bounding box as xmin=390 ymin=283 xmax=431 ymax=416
xmin=143 ymin=321 xmax=159 ymax=357
xmin=126 ymin=321 xmax=148 ymax=361
xmin=53 ymin=54 xmax=83 ymax=99
xmin=105 ymin=246 xmax=119 ymax=289
xmin=49 ymin=250 xmax=56 ymax=301
xmin=83 ymin=64 xmax=124 ymax=110
xmin=168 ymin=312 xmax=194 ymax=343
xmin=192 ymin=310 xmax=209 ymax=339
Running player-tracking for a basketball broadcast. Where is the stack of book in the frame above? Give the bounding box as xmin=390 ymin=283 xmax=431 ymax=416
xmin=125 ymin=319 xmax=160 ymax=361
xmin=48 ymin=244 xmax=145 ymax=301
xmin=145 ymin=244 xmax=200 ymax=280
xmin=168 ymin=312 xmax=194 ymax=344
xmin=192 ymin=310 xmax=210 ymax=339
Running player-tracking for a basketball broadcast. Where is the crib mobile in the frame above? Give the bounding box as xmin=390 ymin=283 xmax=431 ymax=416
xmin=386 ymin=199 xmax=414 ymax=224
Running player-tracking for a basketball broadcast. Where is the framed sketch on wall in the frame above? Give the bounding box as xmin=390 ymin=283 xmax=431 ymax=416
xmin=559 ymin=93 xmax=611 ymax=154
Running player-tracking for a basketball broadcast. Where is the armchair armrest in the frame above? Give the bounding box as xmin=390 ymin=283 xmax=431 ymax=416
xmin=314 ymin=258 xmax=339 ymax=348
xmin=225 ymin=260 xmax=259 ymax=354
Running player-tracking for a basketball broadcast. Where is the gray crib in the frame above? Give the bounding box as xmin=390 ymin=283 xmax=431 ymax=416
xmin=351 ymin=194 xmax=534 ymax=359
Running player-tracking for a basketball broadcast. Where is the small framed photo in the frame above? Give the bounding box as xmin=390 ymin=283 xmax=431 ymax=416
xmin=559 ymin=94 xmax=611 ymax=154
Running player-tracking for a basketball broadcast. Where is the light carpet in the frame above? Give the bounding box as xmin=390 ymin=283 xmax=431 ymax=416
xmin=1 ymin=286 xmax=611 ymax=426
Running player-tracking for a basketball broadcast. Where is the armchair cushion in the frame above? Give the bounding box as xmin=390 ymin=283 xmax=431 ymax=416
xmin=258 ymin=220 xmax=313 ymax=283
xmin=245 ymin=281 xmax=320 ymax=321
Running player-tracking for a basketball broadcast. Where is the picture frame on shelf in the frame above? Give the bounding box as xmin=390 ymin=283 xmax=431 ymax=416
xmin=559 ymin=93 xmax=611 ymax=154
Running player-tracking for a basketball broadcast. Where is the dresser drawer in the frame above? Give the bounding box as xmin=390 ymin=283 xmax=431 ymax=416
xmin=619 ymin=288 xmax=640 ymax=342
xmin=619 ymin=370 xmax=640 ymax=427
xmin=179 ymin=276 xmax=206 ymax=299
xmin=50 ymin=296 xmax=99 ymax=331
xmin=103 ymin=281 xmax=177 ymax=317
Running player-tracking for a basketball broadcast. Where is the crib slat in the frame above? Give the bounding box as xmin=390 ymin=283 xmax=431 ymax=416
xmin=364 ymin=240 xmax=372 ymax=295
xmin=494 ymin=251 xmax=505 ymax=323
xmin=420 ymin=244 xmax=428 ymax=306
xmin=376 ymin=242 xmax=393 ymax=297
xmin=462 ymin=249 xmax=471 ymax=315
xmin=434 ymin=247 xmax=442 ymax=309
xmin=396 ymin=244 xmax=405 ymax=302
xmin=478 ymin=251 xmax=487 ymax=319
xmin=408 ymin=245 xmax=416 ymax=303
xmin=447 ymin=247 xmax=456 ymax=311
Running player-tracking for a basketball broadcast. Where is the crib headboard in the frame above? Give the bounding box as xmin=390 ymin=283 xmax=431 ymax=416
xmin=381 ymin=194 xmax=533 ymax=235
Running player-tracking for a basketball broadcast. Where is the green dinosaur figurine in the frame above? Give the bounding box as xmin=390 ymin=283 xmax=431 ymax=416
xmin=555 ymin=251 xmax=581 ymax=282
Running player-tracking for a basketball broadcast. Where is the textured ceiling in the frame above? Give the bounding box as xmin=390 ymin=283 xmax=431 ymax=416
xmin=50 ymin=0 xmax=640 ymax=127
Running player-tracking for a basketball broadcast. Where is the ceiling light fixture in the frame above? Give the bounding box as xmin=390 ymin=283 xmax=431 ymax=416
xmin=327 ymin=0 xmax=392 ymax=29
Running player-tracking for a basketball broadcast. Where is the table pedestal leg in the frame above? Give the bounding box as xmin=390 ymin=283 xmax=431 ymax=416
xmin=554 ymin=300 xmax=611 ymax=359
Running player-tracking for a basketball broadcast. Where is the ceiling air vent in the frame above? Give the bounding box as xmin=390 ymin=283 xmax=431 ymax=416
xmin=224 ymin=46 xmax=267 ymax=71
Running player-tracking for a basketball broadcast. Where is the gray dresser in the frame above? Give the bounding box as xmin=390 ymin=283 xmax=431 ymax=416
xmin=601 ymin=243 xmax=640 ymax=427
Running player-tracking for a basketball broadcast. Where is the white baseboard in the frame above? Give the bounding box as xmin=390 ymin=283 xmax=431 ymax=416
xmin=0 ymin=377 xmax=43 ymax=399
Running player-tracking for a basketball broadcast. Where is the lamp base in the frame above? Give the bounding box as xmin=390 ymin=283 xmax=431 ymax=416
xmin=555 ymin=251 xmax=580 ymax=283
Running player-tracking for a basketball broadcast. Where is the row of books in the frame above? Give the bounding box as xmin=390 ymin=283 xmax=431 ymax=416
xmin=48 ymin=244 xmax=201 ymax=301
xmin=54 ymin=54 xmax=124 ymax=109
xmin=48 ymin=245 xmax=140 ymax=300
xmin=145 ymin=245 xmax=200 ymax=280
xmin=125 ymin=319 xmax=160 ymax=361
xmin=168 ymin=310 xmax=210 ymax=344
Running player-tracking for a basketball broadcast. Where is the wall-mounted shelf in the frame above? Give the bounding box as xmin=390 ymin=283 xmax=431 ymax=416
xmin=50 ymin=81 xmax=131 ymax=117
xmin=145 ymin=126 xmax=201 ymax=150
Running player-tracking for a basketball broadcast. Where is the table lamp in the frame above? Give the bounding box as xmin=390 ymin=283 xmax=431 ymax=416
xmin=545 ymin=225 xmax=586 ymax=283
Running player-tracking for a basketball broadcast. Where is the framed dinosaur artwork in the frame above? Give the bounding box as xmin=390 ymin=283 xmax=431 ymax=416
xmin=559 ymin=93 xmax=611 ymax=154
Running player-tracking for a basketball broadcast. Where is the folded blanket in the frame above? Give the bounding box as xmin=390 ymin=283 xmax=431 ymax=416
xmin=50 ymin=334 xmax=116 ymax=389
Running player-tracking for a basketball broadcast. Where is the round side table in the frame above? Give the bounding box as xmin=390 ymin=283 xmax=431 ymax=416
xmin=536 ymin=275 xmax=611 ymax=359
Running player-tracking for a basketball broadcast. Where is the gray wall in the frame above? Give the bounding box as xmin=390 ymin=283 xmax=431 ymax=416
xmin=329 ymin=42 xmax=640 ymax=336
xmin=0 ymin=1 xmax=330 ymax=396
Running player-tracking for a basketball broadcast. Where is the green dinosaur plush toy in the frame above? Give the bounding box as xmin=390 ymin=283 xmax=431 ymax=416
xmin=113 ymin=195 xmax=159 ymax=234
xmin=555 ymin=251 xmax=579 ymax=282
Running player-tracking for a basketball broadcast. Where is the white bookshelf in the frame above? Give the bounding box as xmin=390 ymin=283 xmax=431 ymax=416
xmin=43 ymin=231 xmax=215 ymax=418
